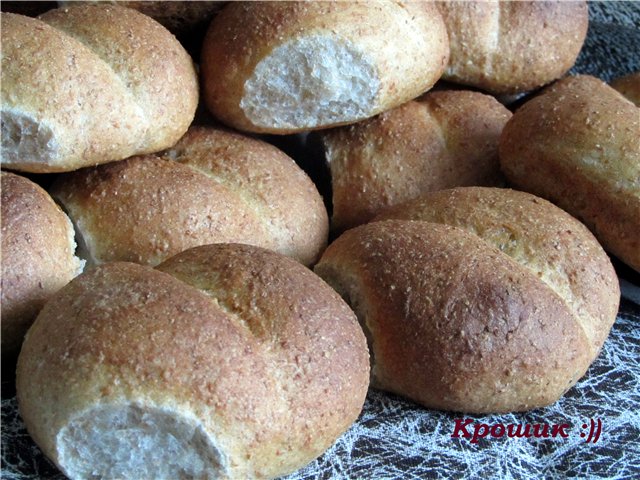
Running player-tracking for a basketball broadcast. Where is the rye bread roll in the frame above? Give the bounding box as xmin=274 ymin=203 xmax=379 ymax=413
xmin=201 ymin=0 xmax=449 ymax=134
xmin=321 ymin=90 xmax=511 ymax=232
xmin=610 ymin=72 xmax=640 ymax=106
xmin=499 ymin=75 xmax=640 ymax=272
xmin=1 ymin=172 xmax=84 ymax=358
xmin=17 ymin=243 xmax=369 ymax=480
xmin=1 ymin=5 xmax=198 ymax=173
xmin=315 ymin=187 xmax=620 ymax=413
xmin=51 ymin=126 xmax=328 ymax=267
xmin=436 ymin=1 xmax=588 ymax=94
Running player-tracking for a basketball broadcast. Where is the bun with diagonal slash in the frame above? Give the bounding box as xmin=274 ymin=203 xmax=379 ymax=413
xmin=1 ymin=5 xmax=198 ymax=173
xmin=17 ymin=243 xmax=369 ymax=479
xmin=50 ymin=126 xmax=328 ymax=267
xmin=315 ymin=187 xmax=619 ymax=413
xmin=436 ymin=1 xmax=588 ymax=94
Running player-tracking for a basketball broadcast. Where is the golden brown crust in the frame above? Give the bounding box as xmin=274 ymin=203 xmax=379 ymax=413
xmin=168 ymin=126 xmax=328 ymax=265
xmin=1 ymin=6 xmax=198 ymax=173
xmin=610 ymin=72 xmax=640 ymax=107
xmin=201 ymin=0 xmax=448 ymax=133
xmin=437 ymin=1 xmax=588 ymax=94
xmin=17 ymin=244 xmax=369 ymax=478
xmin=322 ymin=90 xmax=511 ymax=232
xmin=1 ymin=172 xmax=81 ymax=357
xmin=315 ymin=187 xmax=619 ymax=413
xmin=499 ymin=75 xmax=640 ymax=271
xmin=50 ymin=126 xmax=328 ymax=267
xmin=375 ymin=187 xmax=620 ymax=352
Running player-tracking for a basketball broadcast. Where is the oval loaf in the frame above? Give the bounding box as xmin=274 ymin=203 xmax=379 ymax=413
xmin=500 ymin=75 xmax=640 ymax=272
xmin=51 ymin=126 xmax=329 ymax=267
xmin=321 ymin=89 xmax=511 ymax=232
xmin=17 ymin=243 xmax=370 ymax=479
xmin=201 ymin=0 xmax=449 ymax=133
xmin=1 ymin=172 xmax=83 ymax=358
xmin=315 ymin=187 xmax=620 ymax=413
xmin=1 ymin=5 xmax=198 ymax=173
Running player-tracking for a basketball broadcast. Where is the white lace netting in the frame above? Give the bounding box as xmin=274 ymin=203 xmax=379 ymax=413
xmin=2 ymin=300 xmax=638 ymax=479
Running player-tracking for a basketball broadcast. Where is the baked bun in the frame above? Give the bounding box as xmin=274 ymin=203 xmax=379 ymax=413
xmin=321 ymin=90 xmax=511 ymax=232
xmin=610 ymin=72 xmax=640 ymax=106
xmin=201 ymin=0 xmax=449 ymax=134
xmin=437 ymin=1 xmax=588 ymax=94
xmin=1 ymin=5 xmax=198 ymax=173
xmin=499 ymin=75 xmax=640 ymax=271
xmin=17 ymin=243 xmax=369 ymax=479
xmin=51 ymin=126 xmax=328 ymax=267
xmin=1 ymin=172 xmax=83 ymax=358
xmin=315 ymin=187 xmax=619 ymax=413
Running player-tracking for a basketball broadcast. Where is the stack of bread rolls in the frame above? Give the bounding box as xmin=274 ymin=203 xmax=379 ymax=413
xmin=1 ymin=1 xmax=635 ymax=478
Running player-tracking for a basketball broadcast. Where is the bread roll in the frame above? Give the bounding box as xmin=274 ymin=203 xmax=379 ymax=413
xmin=499 ymin=75 xmax=640 ymax=272
xmin=315 ymin=187 xmax=619 ymax=413
xmin=201 ymin=1 xmax=449 ymax=134
xmin=17 ymin=243 xmax=369 ymax=479
xmin=1 ymin=172 xmax=83 ymax=358
xmin=1 ymin=5 xmax=198 ymax=173
xmin=610 ymin=72 xmax=640 ymax=106
xmin=437 ymin=1 xmax=588 ymax=94
xmin=321 ymin=90 xmax=511 ymax=232
xmin=51 ymin=126 xmax=328 ymax=267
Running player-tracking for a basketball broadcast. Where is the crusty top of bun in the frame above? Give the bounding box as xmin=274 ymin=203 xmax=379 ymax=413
xmin=1 ymin=171 xmax=83 ymax=357
xmin=375 ymin=187 xmax=619 ymax=353
xmin=1 ymin=5 xmax=198 ymax=173
xmin=499 ymin=75 xmax=640 ymax=271
xmin=17 ymin=244 xmax=369 ymax=479
xmin=51 ymin=126 xmax=328 ymax=267
xmin=437 ymin=1 xmax=588 ymax=94
xmin=201 ymin=0 xmax=448 ymax=133
xmin=322 ymin=89 xmax=511 ymax=232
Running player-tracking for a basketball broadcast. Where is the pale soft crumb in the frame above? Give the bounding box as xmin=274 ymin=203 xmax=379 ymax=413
xmin=241 ymin=35 xmax=379 ymax=129
xmin=1 ymin=109 xmax=59 ymax=167
xmin=56 ymin=403 xmax=226 ymax=480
